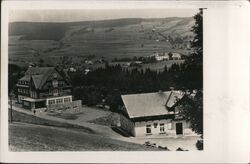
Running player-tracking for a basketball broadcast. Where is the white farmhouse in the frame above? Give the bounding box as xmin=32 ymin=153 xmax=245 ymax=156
xmin=119 ymin=90 xmax=196 ymax=137
xmin=154 ymin=52 xmax=170 ymax=61
xmin=172 ymin=53 xmax=182 ymax=60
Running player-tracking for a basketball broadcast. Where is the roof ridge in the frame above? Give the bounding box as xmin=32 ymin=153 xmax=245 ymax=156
xmin=121 ymin=90 xmax=175 ymax=97
xmin=165 ymin=91 xmax=173 ymax=107
xmin=121 ymin=90 xmax=183 ymax=119
xmin=31 ymin=74 xmax=44 ymax=89
xmin=38 ymin=69 xmax=55 ymax=89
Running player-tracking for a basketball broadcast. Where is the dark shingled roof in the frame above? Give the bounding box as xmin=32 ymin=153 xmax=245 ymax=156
xmin=121 ymin=91 xmax=184 ymax=119
xmin=19 ymin=67 xmax=56 ymax=89
xmin=19 ymin=75 xmax=30 ymax=81
xmin=25 ymin=67 xmax=54 ymax=76
xmin=31 ymin=75 xmax=44 ymax=89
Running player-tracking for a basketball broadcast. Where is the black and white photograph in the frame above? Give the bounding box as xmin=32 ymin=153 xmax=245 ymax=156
xmin=1 ymin=0 xmax=249 ymax=163
xmin=8 ymin=8 xmax=203 ymax=151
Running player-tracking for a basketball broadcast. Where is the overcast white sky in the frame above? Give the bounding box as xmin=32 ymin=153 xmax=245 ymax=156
xmin=9 ymin=9 xmax=199 ymax=22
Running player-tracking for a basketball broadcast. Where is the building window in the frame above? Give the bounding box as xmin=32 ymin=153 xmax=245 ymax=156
xmin=153 ymin=123 xmax=158 ymax=128
xmin=59 ymin=81 xmax=64 ymax=86
xmin=160 ymin=123 xmax=165 ymax=132
xmin=52 ymin=80 xmax=58 ymax=88
xmin=48 ymin=100 xmax=55 ymax=105
xmin=53 ymin=73 xmax=57 ymax=78
xmin=18 ymin=96 xmax=24 ymax=102
xmin=23 ymin=101 xmax=29 ymax=107
xmin=64 ymin=97 xmax=70 ymax=103
xmin=53 ymin=89 xmax=58 ymax=96
xmin=146 ymin=125 xmax=152 ymax=134
xmin=167 ymin=123 xmax=172 ymax=130
xmin=56 ymin=98 xmax=63 ymax=104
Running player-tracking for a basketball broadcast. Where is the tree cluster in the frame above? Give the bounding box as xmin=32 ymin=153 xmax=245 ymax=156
xmin=69 ymin=60 xmax=200 ymax=111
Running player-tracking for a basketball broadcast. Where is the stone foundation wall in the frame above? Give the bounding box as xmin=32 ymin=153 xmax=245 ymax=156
xmin=119 ymin=114 xmax=135 ymax=136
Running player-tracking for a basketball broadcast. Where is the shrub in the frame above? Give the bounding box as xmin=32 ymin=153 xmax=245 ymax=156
xmin=196 ymin=139 xmax=203 ymax=150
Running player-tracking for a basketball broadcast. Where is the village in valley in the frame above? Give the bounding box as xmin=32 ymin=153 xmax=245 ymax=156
xmin=8 ymin=9 xmax=203 ymax=151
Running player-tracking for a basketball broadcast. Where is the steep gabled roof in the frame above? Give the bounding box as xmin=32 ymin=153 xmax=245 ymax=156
xmin=31 ymin=75 xmax=44 ymax=89
xmin=36 ymin=69 xmax=56 ymax=89
xmin=25 ymin=67 xmax=54 ymax=76
xmin=19 ymin=67 xmax=63 ymax=89
xmin=19 ymin=75 xmax=31 ymax=81
xmin=121 ymin=91 xmax=183 ymax=119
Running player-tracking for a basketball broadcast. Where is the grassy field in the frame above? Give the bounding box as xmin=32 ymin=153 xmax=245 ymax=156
xmin=9 ymin=122 xmax=160 ymax=151
xmin=9 ymin=17 xmax=194 ymax=68
xmin=9 ymin=102 xmax=200 ymax=151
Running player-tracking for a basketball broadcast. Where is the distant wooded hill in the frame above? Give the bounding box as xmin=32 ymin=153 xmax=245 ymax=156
xmin=9 ymin=17 xmax=194 ymax=41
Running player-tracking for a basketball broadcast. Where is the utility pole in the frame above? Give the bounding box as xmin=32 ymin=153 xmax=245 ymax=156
xmin=9 ymin=91 xmax=14 ymax=123
xmin=10 ymin=95 xmax=13 ymax=123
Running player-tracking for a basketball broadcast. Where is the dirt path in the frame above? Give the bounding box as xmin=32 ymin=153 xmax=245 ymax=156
xmin=10 ymin=104 xmax=121 ymax=138
xmin=75 ymin=106 xmax=112 ymax=122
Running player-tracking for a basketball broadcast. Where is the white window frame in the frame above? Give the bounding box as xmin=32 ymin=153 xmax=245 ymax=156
xmin=160 ymin=123 xmax=165 ymax=132
xmin=52 ymin=80 xmax=58 ymax=88
xmin=48 ymin=100 xmax=55 ymax=105
xmin=153 ymin=123 xmax=158 ymax=128
xmin=64 ymin=97 xmax=70 ymax=103
xmin=53 ymin=89 xmax=58 ymax=96
xmin=146 ymin=124 xmax=152 ymax=134
xmin=56 ymin=98 xmax=63 ymax=104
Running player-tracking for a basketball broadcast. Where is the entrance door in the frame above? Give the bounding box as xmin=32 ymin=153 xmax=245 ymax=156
xmin=176 ymin=123 xmax=183 ymax=135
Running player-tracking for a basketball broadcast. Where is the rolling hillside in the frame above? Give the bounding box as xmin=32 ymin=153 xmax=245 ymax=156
xmin=9 ymin=17 xmax=194 ymax=67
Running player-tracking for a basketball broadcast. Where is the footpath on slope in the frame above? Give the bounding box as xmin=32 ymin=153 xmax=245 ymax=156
xmin=10 ymin=104 xmax=123 ymax=138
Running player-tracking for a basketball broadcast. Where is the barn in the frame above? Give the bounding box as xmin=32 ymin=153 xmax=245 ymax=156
xmin=119 ymin=90 xmax=196 ymax=137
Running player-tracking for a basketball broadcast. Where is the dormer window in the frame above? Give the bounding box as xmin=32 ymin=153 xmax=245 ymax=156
xmin=52 ymin=80 xmax=58 ymax=88
xmin=53 ymin=73 xmax=57 ymax=78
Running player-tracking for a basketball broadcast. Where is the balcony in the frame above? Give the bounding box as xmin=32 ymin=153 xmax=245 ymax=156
xmin=39 ymin=90 xmax=71 ymax=99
